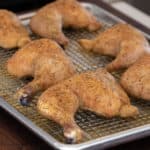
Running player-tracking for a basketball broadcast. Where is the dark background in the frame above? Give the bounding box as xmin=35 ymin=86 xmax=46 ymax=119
xmin=125 ymin=0 xmax=150 ymax=15
xmin=0 ymin=0 xmax=149 ymax=15
xmin=0 ymin=0 xmax=53 ymax=12
xmin=0 ymin=108 xmax=150 ymax=150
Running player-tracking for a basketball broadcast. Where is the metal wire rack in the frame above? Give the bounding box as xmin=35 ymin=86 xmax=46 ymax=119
xmin=0 ymin=2 xmax=149 ymax=149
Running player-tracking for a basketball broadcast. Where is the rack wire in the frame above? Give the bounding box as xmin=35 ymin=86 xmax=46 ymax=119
xmin=0 ymin=3 xmax=149 ymax=147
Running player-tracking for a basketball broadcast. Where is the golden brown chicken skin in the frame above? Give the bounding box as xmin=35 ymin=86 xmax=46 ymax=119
xmin=37 ymin=68 xmax=139 ymax=143
xmin=0 ymin=9 xmax=31 ymax=49
xmin=79 ymin=23 xmax=150 ymax=72
xmin=30 ymin=0 xmax=101 ymax=46
xmin=121 ymin=54 xmax=150 ymax=101
xmin=7 ymin=39 xmax=76 ymax=106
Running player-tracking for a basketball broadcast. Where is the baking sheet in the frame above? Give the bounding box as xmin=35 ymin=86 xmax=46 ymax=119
xmin=0 ymin=2 xmax=149 ymax=150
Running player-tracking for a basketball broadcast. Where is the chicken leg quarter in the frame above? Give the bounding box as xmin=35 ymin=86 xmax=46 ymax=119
xmin=30 ymin=0 xmax=101 ymax=46
xmin=79 ymin=23 xmax=150 ymax=72
xmin=7 ymin=39 xmax=76 ymax=106
xmin=121 ymin=54 xmax=150 ymax=101
xmin=0 ymin=9 xmax=31 ymax=49
xmin=37 ymin=69 xmax=139 ymax=143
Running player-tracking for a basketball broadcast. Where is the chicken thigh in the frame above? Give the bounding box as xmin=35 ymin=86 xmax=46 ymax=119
xmin=79 ymin=23 xmax=150 ymax=72
xmin=38 ymin=68 xmax=139 ymax=143
xmin=30 ymin=0 xmax=101 ymax=46
xmin=0 ymin=9 xmax=30 ymax=49
xmin=7 ymin=39 xmax=76 ymax=106
xmin=121 ymin=54 xmax=150 ymax=101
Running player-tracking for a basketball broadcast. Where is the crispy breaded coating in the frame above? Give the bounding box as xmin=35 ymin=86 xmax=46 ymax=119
xmin=30 ymin=0 xmax=101 ymax=46
xmin=121 ymin=54 xmax=150 ymax=101
xmin=38 ymin=68 xmax=138 ymax=143
xmin=0 ymin=9 xmax=30 ymax=48
xmin=7 ymin=39 xmax=76 ymax=105
xmin=79 ymin=23 xmax=150 ymax=72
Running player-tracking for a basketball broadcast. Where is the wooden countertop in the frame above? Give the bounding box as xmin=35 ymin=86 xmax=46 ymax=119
xmin=0 ymin=109 xmax=50 ymax=150
xmin=0 ymin=109 xmax=149 ymax=150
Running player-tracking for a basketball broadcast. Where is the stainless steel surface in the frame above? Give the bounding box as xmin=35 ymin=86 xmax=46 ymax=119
xmin=103 ymin=0 xmax=121 ymax=3
xmin=0 ymin=3 xmax=150 ymax=150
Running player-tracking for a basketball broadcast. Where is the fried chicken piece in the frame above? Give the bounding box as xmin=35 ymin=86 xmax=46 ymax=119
xmin=7 ymin=39 xmax=76 ymax=106
xmin=79 ymin=23 xmax=150 ymax=72
xmin=121 ymin=54 xmax=150 ymax=101
xmin=0 ymin=9 xmax=31 ymax=49
xmin=37 ymin=68 xmax=139 ymax=143
xmin=30 ymin=0 xmax=101 ymax=46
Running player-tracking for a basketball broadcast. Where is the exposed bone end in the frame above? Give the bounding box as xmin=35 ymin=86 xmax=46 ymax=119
xmin=19 ymin=95 xmax=30 ymax=106
xmin=14 ymin=89 xmax=31 ymax=106
xmin=64 ymin=125 xmax=84 ymax=144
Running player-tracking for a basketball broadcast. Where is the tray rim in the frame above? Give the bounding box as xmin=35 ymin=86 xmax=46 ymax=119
xmin=81 ymin=0 xmax=150 ymax=39
xmin=0 ymin=97 xmax=150 ymax=150
xmin=0 ymin=1 xmax=150 ymax=150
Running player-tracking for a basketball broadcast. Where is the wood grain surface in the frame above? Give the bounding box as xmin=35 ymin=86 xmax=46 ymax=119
xmin=0 ymin=109 xmax=51 ymax=150
xmin=0 ymin=108 xmax=150 ymax=150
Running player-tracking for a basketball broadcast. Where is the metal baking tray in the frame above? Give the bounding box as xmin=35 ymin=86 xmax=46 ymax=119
xmin=0 ymin=2 xmax=150 ymax=150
